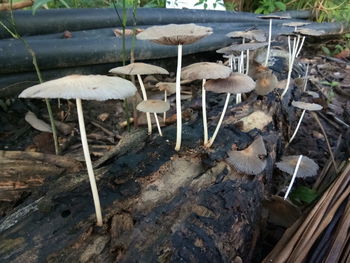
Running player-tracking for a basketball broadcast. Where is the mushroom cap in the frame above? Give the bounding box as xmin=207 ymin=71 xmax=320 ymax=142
xmin=136 ymin=24 xmax=213 ymax=45
xmin=283 ymin=22 xmax=311 ymax=27
xmin=109 ymin=62 xmax=169 ymax=76
xmin=255 ymin=71 xmax=278 ymax=95
xmin=258 ymin=15 xmax=291 ymax=19
xmin=226 ymin=30 xmax=266 ymax=42
xmin=217 ymin=42 xmax=268 ymax=54
xmin=226 ymin=136 xmax=267 ymax=175
xmin=136 ymin=100 xmax=170 ymax=113
xmin=292 ymin=100 xmax=323 ymax=111
xmin=295 ymin=28 xmax=326 ymax=36
xmin=276 ymin=155 xmax=319 ymax=178
xmin=204 ymin=72 xmax=256 ymax=94
xmin=19 ymin=75 xmax=137 ymax=101
xmin=181 ymin=62 xmax=231 ymax=81
xmin=155 ymin=82 xmax=177 ymax=95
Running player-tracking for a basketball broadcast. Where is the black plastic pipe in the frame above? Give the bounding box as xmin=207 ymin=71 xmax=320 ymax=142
xmin=0 ymin=8 xmax=311 ymax=39
xmin=0 ymin=21 xmax=347 ymax=75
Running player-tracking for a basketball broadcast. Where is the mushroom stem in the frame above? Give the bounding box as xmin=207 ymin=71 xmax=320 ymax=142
xmin=264 ymin=19 xmax=272 ymax=67
xmin=163 ymin=89 xmax=167 ymax=124
xmin=303 ymin=63 xmax=309 ymax=92
xmin=202 ymin=79 xmax=208 ymax=145
xmin=206 ymin=92 xmax=231 ymax=148
xmin=246 ymin=49 xmax=250 ymax=75
xmin=137 ymin=74 xmax=152 ymax=135
xmin=174 ymin=44 xmax=183 ymax=151
xmin=76 ymin=98 xmax=103 ymax=226
xmin=236 ymin=38 xmax=245 ymax=104
xmin=284 ymin=154 xmax=303 ymax=200
xmin=295 ymin=36 xmax=306 ymax=58
xmin=154 ymin=112 xmax=163 ymax=136
xmin=289 ymin=109 xmax=306 ymax=144
xmin=281 ymin=34 xmax=301 ymax=99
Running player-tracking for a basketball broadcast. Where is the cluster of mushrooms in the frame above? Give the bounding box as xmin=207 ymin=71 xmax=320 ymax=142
xmin=18 ymin=19 xmax=326 ymax=226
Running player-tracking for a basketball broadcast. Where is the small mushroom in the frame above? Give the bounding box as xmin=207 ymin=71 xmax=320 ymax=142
xmin=181 ymin=62 xmax=231 ymax=145
xmin=217 ymin=42 xmax=268 ymax=103
xmin=109 ymin=62 xmax=169 ymax=135
xmin=136 ymin=100 xmax=170 ymax=136
xmin=137 ymin=24 xmax=213 ymax=151
xmin=276 ymin=155 xmax=318 ymax=199
xmin=204 ymin=73 xmax=256 ymax=148
xmin=155 ymin=82 xmax=177 ymax=123
xmin=254 ymin=70 xmax=278 ymax=95
xmin=19 ymin=74 xmax=137 ymax=226
xmin=258 ymin=14 xmax=290 ymax=66
xmin=289 ymin=101 xmax=323 ymax=144
xmin=226 ymin=136 xmax=267 ymax=175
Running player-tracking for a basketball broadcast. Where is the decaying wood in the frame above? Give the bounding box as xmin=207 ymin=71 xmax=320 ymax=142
xmin=0 ymin=95 xmax=281 ymax=262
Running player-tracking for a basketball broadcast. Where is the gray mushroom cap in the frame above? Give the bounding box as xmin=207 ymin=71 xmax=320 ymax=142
xmin=136 ymin=100 xmax=170 ymax=113
xmin=294 ymin=28 xmax=326 ymax=36
xmin=226 ymin=136 xmax=267 ymax=175
xmin=181 ymin=62 xmax=232 ymax=81
xmin=292 ymin=101 xmax=323 ymax=111
xmin=283 ymin=22 xmax=311 ymax=27
xmin=204 ymin=72 xmax=256 ymax=94
xmin=136 ymin=24 xmax=213 ymax=45
xmin=276 ymin=155 xmax=319 ymax=178
xmin=19 ymin=75 xmax=137 ymax=101
xmin=226 ymin=30 xmax=266 ymax=42
xmin=217 ymin=42 xmax=269 ymax=54
xmin=156 ymin=82 xmax=177 ymax=95
xmin=109 ymin=63 xmax=169 ymax=75
xmin=258 ymin=15 xmax=291 ymax=19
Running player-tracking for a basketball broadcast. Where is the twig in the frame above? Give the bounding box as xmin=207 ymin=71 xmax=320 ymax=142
xmin=0 ymin=0 xmax=33 ymax=11
xmin=311 ymin=112 xmax=338 ymax=173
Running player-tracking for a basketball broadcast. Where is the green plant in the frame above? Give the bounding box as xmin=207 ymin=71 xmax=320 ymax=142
xmin=194 ymin=0 xmax=226 ymax=9
xmin=290 ymin=186 xmax=318 ymax=205
xmin=254 ymin=0 xmax=286 ymax=14
xmin=1 ymin=1 xmax=60 ymax=155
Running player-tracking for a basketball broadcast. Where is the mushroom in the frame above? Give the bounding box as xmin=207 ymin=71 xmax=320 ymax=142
xmin=254 ymin=70 xmax=278 ymax=96
xmin=19 ymin=74 xmax=137 ymax=226
xmin=226 ymin=136 xmax=267 ymax=175
xmin=281 ymin=29 xmax=325 ymax=98
xmin=155 ymin=82 xmax=177 ymax=123
xmin=276 ymin=155 xmax=318 ymax=199
xmin=217 ymin=42 xmax=268 ymax=103
xmin=258 ymin=14 xmax=290 ymax=67
xmin=181 ymin=62 xmax=231 ymax=145
xmin=288 ymin=100 xmax=323 ymax=144
xmin=204 ymin=72 xmax=256 ymax=148
xmin=299 ymin=58 xmax=318 ymax=92
xmin=109 ymin=62 xmax=169 ymax=135
xmin=226 ymin=30 xmax=267 ymax=76
xmin=137 ymin=24 xmax=213 ymax=151
xmin=136 ymin=100 xmax=170 ymax=136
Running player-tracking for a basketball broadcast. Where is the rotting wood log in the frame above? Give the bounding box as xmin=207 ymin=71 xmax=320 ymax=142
xmin=0 ymin=95 xmax=281 ymax=262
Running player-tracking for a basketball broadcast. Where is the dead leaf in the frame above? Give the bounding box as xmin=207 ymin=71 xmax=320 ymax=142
xmin=335 ymin=49 xmax=350 ymax=59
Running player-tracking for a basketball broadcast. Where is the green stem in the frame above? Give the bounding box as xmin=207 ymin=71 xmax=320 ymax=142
xmin=4 ymin=1 xmax=60 ymax=155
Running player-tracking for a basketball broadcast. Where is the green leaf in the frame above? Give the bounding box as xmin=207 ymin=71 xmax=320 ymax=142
xmin=321 ymin=46 xmax=331 ymax=55
xmin=275 ymin=2 xmax=286 ymax=11
xmin=33 ymin=0 xmax=53 ymax=14
xmin=59 ymin=0 xmax=71 ymax=8
xmin=255 ymin=7 xmax=264 ymax=14
xmin=290 ymin=186 xmax=318 ymax=204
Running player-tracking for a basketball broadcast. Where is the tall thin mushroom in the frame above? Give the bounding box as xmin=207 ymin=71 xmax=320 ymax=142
xmin=181 ymin=62 xmax=231 ymax=145
xmin=258 ymin=15 xmax=290 ymax=67
xmin=109 ymin=62 xmax=169 ymax=135
xmin=137 ymin=24 xmax=213 ymax=151
xmin=19 ymin=74 xmax=137 ymax=226
xmin=204 ymin=73 xmax=256 ymax=148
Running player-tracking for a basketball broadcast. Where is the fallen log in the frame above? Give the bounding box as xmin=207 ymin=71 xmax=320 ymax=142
xmin=0 ymin=94 xmax=281 ymax=262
